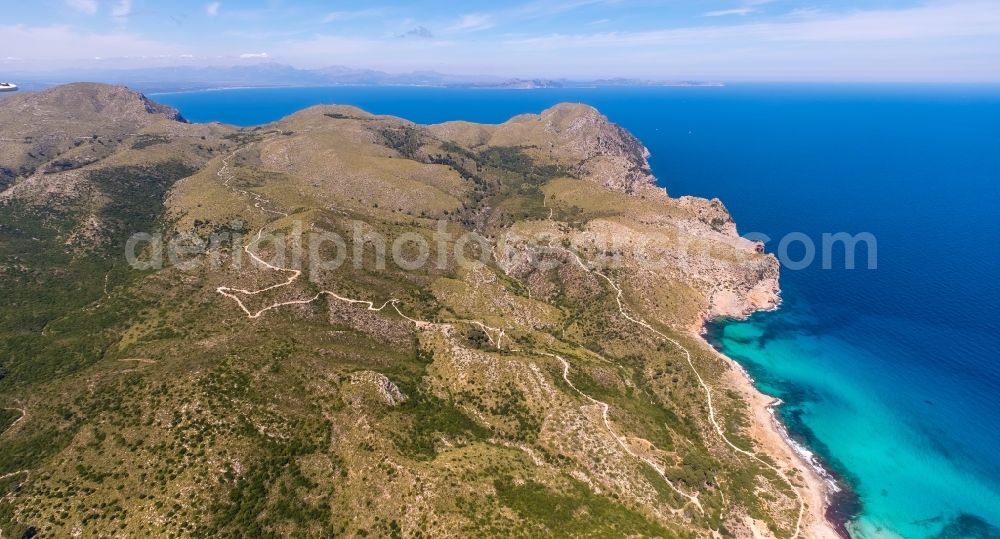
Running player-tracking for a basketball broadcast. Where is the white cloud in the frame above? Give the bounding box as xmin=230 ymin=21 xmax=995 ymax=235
xmin=398 ymin=26 xmax=434 ymax=40
xmin=0 ymin=24 xmax=179 ymax=66
xmin=111 ymin=0 xmax=132 ymax=18
xmin=209 ymin=0 xmax=1000 ymax=81
xmin=705 ymin=0 xmax=774 ymax=17
xmin=65 ymin=0 xmax=98 ymax=15
xmin=446 ymin=13 xmax=494 ymax=33
xmin=323 ymin=8 xmax=386 ymax=23
xmin=510 ymin=1 xmax=1000 ymax=47
xmin=511 ymin=0 xmax=616 ymax=19
xmin=275 ymin=33 xmax=455 ymax=68
xmin=206 ymin=2 xmax=221 ymax=16
xmin=704 ymin=8 xmax=754 ymax=17
xmin=224 ymin=29 xmax=304 ymax=40
xmin=9 ymin=0 xmax=1000 ymax=82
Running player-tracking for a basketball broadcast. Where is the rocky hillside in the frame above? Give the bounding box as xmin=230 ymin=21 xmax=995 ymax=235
xmin=0 ymin=85 xmax=831 ymax=539
xmin=429 ymin=103 xmax=656 ymax=193
xmin=0 ymin=84 xmax=192 ymax=190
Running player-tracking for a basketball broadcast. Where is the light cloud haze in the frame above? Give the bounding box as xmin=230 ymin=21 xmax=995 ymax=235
xmin=65 ymin=0 xmax=98 ymax=16
xmin=4 ymin=0 xmax=1000 ymax=81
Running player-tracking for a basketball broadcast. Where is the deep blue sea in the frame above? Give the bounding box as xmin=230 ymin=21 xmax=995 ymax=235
xmin=157 ymin=84 xmax=1000 ymax=538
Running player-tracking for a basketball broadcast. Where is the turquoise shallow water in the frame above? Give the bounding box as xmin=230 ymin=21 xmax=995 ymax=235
xmin=157 ymin=84 xmax=1000 ymax=537
xmin=707 ymin=296 xmax=1000 ymax=538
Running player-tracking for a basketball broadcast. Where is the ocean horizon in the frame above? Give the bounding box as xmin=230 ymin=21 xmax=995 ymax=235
xmin=157 ymin=83 xmax=1000 ymax=538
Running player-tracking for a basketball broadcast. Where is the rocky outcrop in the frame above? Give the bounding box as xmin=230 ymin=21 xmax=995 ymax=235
xmin=495 ymin=172 xmax=779 ymax=329
xmin=0 ymin=83 xmax=188 ymax=194
xmin=0 ymin=85 xmax=820 ymax=538
xmin=344 ymin=371 xmax=408 ymax=407
xmin=536 ymin=103 xmax=655 ymax=194
xmin=430 ymin=103 xmax=656 ymax=194
xmin=0 ymin=83 xmax=184 ymax=126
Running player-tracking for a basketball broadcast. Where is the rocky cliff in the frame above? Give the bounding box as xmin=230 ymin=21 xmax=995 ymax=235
xmin=429 ymin=103 xmax=656 ymax=193
xmin=0 ymin=85 xmax=821 ymax=539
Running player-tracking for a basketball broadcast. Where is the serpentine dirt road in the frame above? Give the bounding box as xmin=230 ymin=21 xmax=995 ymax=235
xmin=560 ymin=248 xmax=805 ymax=537
xmin=212 ymin=139 xmax=805 ymax=536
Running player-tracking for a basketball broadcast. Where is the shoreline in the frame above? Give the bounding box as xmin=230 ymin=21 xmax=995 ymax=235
xmin=694 ymin=329 xmax=849 ymax=538
xmin=146 ymin=82 xmax=726 ymax=96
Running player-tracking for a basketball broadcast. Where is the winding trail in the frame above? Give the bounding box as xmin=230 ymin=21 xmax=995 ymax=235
xmin=214 ymin=143 xmax=407 ymax=320
xmin=0 ymin=406 xmax=30 ymax=520
xmin=212 ymin=140 xmax=697 ymax=514
xmin=213 ymin=138 xmax=803 ymax=535
xmin=212 ymin=140 xmax=507 ymax=344
xmin=118 ymin=358 xmax=157 ymax=364
xmin=217 ymin=143 xmax=289 ymax=219
xmin=543 ymin=352 xmax=702 ymax=514
xmin=1 ymin=406 xmax=25 ymax=434
xmin=0 ymin=470 xmax=28 ymax=482
xmin=562 ymin=248 xmax=805 ymax=538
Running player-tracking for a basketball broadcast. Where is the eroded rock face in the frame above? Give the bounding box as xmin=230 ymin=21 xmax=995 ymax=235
xmin=344 ymin=371 xmax=408 ymax=407
xmin=495 ymin=195 xmax=780 ymax=329
xmin=522 ymin=103 xmax=656 ymax=194
xmin=429 ymin=103 xmax=656 ymax=194
xmin=0 ymin=83 xmax=184 ymax=126
xmin=0 ymin=83 xmax=189 ymax=194
xmin=705 ymin=257 xmax=781 ymax=320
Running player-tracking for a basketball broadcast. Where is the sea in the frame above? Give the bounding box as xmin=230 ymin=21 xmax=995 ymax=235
xmin=156 ymin=84 xmax=1000 ymax=538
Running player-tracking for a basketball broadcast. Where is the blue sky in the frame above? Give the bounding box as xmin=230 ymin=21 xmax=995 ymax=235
xmin=3 ymin=0 xmax=1000 ymax=81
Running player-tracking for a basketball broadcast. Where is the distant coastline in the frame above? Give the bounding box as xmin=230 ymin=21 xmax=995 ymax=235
xmin=144 ymin=81 xmax=725 ymax=95
xmin=7 ymin=62 xmax=724 ymax=94
xmin=142 ymin=78 xmax=1000 ymax=539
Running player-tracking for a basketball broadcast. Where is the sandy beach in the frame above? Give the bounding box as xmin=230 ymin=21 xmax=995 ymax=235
xmin=696 ymin=332 xmax=845 ymax=539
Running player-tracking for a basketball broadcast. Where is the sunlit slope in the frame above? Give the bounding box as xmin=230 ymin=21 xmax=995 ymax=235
xmin=0 ymin=84 xmax=820 ymax=538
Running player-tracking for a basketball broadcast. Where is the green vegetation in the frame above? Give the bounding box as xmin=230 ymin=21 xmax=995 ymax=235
xmin=477 ymin=146 xmax=564 ymax=182
xmin=390 ymin=388 xmax=491 ymax=461
xmin=0 ymin=409 xmax=18 ymax=431
xmin=0 ymin=89 xmax=798 ymax=538
xmin=90 ymin=161 xmax=198 ymax=252
xmin=0 ymin=161 xmax=195 ymax=388
xmin=378 ymin=125 xmax=423 ymax=158
xmin=494 ymin=476 xmax=676 ymax=537
xmin=223 ymin=132 xmax=263 ymax=144
xmin=130 ymin=134 xmax=172 ymax=150
xmin=324 ymin=112 xmax=364 ymax=121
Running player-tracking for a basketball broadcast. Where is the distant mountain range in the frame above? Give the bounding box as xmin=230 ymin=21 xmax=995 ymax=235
xmin=5 ymin=62 xmax=723 ymax=93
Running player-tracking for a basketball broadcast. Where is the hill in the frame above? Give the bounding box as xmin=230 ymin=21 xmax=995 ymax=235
xmin=0 ymin=84 xmax=834 ymax=538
